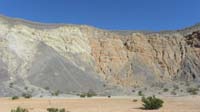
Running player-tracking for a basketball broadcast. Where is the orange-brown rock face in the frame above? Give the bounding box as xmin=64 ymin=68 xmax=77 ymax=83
xmin=90 ymin=37 xmax=127 ymax=75
xmin=89 ymin=36 xmax=131 ymax=86
xmin=88 ymin=30 xmax=200 ymax=87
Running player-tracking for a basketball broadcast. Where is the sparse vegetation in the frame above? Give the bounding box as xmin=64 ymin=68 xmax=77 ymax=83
xmin=86 ymin=93 xmax=93 ymax=97
xmin=12 ymin=96 xmax=19 ymax=100
xmin=180 ymin=89 xmax=183 ymax=92
xmin=11 ymin=107 xmax=28 ymax=112
xmin=173 ymin=85 xmax=179 ymax=90
xmin=51 ymin=90 xmax=60 ymax=96
xmin=32 ymin=32 xmax=35 ymax=35
xmin=80 ymin=93 xmax=86 ymax=98
xmin=45 ymin=86 xmax=50 ymax=90
xmin=187 ymin=87 xmax=199 ymax=95
xmin=79 ymin=89 xmax=97 ymax=98
xmin=141 ymin=95 xmax=164 ymax=110
xmin=163 ymin=88 xmax=168 ymax=92
xmin=132 ymin=99 xmax=138 ymax=102
xmin=87 ymin=89 xmax=97 ymax=97
xmin=9 ymin=83 xmax=14 ymax=88
xmin=22 ymin=93 xmax=32 ymax=99
xmin=138 ymin=91 xmax=143 ymax=96
xmin=47 ymin=108 xmax=65 ymax=112
xmin=171 ymin=91 xmax=177 ymax=95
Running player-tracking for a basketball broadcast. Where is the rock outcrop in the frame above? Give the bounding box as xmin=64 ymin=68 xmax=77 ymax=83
xmin=0 ymin=15 xmax=199 ymax=96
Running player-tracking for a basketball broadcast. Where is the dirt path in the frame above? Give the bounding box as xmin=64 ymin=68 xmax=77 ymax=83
xmin=0 ymin=96 xmax=200 ymax=112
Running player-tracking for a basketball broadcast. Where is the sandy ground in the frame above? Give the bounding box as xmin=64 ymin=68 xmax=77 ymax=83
xmin=0 ymin=96 xmax=200 ymax=112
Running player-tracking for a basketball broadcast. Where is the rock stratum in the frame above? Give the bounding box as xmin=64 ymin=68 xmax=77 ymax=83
xmin=0 ymin=15 xmax=199 ymax=96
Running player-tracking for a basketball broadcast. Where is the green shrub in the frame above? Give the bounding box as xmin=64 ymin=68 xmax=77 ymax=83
xmin=86 ymin=93 xmax=93 ymax=97
xmin=11 ymin=107 xmax=28 ymax=112
xmin=132 ymin=99 xmax=138 ymax=102
xmin=141 ymin=95 xmax=164 ymax=110
xmin=187 ymin=87 xmax=199 ymax=95
xmin=86 ymin=89 xmax=96 ymax=97
xmin=80 ymin=89 xmax=97 ymax=98
xmin=59 ymin=109 xmax=66 ymax=112
xmin=138 ymin=91 xmax=143 ymax=96
xmin=88 ymin=91 xmax=96 ymax=96
xmin=51 ymin=90 xmax=60 ymax=96
xmin=12 ymin=96 xmax=19 ymax=100
xmin=47 ymin=108 xmax=65 ymax=112
xmin=163 ymin=88 xmax=168 ymax=92
xmin=80 ymin=93 xmax=86 ymax=98
xmin=22 ymin=93 xmax=32 ymax=99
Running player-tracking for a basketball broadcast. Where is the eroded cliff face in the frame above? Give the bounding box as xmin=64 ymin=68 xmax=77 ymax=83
xmin=89 ymin=33 xmax=187 ymax=87
xmin=89 ymin=32 xmax=200 ymax=87
xmin=177 ymin=31 xmax=200 ymax=81
xmin=0 ymin=15 xmax=199 ymax=96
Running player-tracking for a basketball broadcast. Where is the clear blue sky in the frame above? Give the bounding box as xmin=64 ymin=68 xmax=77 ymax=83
xmin=0 ymin=0 xmax=200 ymax=31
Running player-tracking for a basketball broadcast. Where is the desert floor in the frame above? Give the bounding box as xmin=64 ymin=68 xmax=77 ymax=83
xmin=0 ymin=96 xmax=200 ymax=112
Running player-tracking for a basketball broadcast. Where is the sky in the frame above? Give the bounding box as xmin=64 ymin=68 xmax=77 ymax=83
xmin=0 ymin=0 xmax=200 ymax=31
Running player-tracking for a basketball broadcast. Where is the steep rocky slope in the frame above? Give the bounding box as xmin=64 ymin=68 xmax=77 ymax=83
xmin=0 ymin=15 xmax=199 ymax=96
